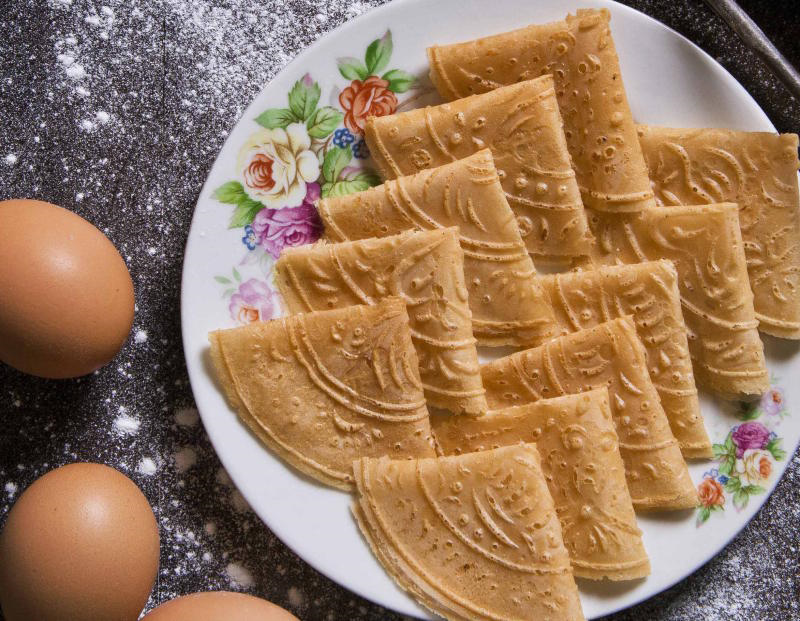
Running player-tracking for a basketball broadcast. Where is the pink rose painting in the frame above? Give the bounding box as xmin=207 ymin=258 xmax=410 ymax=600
xmin=731 ymin=422 xmax=771 ymax=458
xmin=252 ymin=183 xmax=323 ymax=259
xmin=228 ymin=279 xmax=278 ymax=324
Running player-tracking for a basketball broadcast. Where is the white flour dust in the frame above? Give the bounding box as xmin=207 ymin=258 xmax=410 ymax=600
xmin=225 ymin=562 xmax=255 ymax=589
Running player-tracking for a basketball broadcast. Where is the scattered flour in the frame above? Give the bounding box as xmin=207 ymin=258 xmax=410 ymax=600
xmin=215 ymin=467 xmax=233 ymax=487
xmin=173 ymin=446 xmax=197 ymax=473
xmin=4 ymin=153 xmax=17 ymax=165
xmin=4 ymin=482 xmax=18 ymax=497
xmin=230 ymin=490 xmax=250 ymax=513
xmin=137 ymin=457 xmax=157 ymax=475
xmin=287 ymin=586 xmax=304 ymax=608
xmin=134 ymin=329 xmax=148 ymax=344
xmin=65 ymin=63 xmax=86 ymax=79
xmin=113 ymin=414 xmax=140 ymax=435
xmin=175 ymin=406 xmax=199 ymax=427
xmin=225 ymin=562 xmax=254 ymax=589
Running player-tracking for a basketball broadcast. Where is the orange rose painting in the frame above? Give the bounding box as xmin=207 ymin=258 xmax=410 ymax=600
xmin=339 ymin=76 xmax=398 ymax=134
xmin=336 ymin=30 xmax=414 ymax=134
xmin=698 ymin=477 xmax=725 ymax=508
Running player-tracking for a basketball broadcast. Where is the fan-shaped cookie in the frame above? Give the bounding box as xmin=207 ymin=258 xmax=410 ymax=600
xmin=318 ymin=151 xmax=558 ymax=346
xmin=364 ymin=75 xmax=594 ymax=264
xmin=481 ymin=317 xmax=697 ymax=510
xmin=427 ymin=8 xmax=654 ymax=213
xmin=209 ymin=297 xmax=435 ymax=490
xmin=587 ymin=203 xmax=769 ymax=397
xmin=638 ymin=125 xmax=800 ymax=339
xmin=275 ymin=228 xmax=487 ymax=415
xmin=433 ymin=389 xmax=650 ymax=580
xmin=353 ymin=444 xmax=585 ymax=621
xmin=537 ymin=261 xmax=710 ymax=458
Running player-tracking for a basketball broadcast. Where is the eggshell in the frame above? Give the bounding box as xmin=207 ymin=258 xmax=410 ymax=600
xmin=0 ymin=199 xmax=135 ymax=378
xmin=0 ymin=463 xmax=159 ymax=621
xmin=142 ymin=592 xmax=300 ymax=621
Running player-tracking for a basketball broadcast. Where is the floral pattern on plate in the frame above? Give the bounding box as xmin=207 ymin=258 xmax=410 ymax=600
xmin=697 ymin=384 xmax=788 ymax=525
xmin=210 ymin=31 xmax=416 ymax=325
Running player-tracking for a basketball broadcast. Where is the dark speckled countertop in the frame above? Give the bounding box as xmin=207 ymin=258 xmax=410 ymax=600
xmin=1 ymin=1 xmax=798 ymax=619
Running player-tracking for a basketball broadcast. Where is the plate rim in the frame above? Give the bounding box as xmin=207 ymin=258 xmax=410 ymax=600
xmin=179 ymin=1 xmax=790 ymax=618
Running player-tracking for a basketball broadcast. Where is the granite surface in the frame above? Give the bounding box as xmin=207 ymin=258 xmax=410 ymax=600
xmin=0 ymin=1 xmax=798 ymax=619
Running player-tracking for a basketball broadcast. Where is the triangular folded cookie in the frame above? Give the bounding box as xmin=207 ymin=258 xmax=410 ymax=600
xmin=427 ymin=8 xmax=655 ymax=213
xmin=587 ymin=203 xmax=769 ymax=397
xmin=538 ymin=261 xmax=710 ymax=458
xmin=209 ymin=297 xmax=435 ymax=490
xmin=481 ymin=317 xmax=697 ymax=510
xmin=364 ymin=75 xmax=594 ymax=263
xmin=275 ymin=228 xmax=487 ymax=415
xmin=433 ymin=389 xmax=650 ymax=581
xmin=353 ymin=444 xmax=585 ymax=621
xmin=638 ymin=126 xmax=800 ymax=339
xmin=318 ymin=150 xmax=559 ymax=346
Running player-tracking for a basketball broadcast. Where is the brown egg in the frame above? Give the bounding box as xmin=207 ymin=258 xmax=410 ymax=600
xmin=142 ymin=592 xmax=300 ymax=621
xmin=0 ymin=463 xmax=159 ymax=621
xmin=0 ymin=199 xmax=135 ymax=378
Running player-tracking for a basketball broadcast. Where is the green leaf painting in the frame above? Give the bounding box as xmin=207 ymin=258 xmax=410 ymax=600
xmin=288 ymin=76 xmax=321 ymax=122
xmin=322 ymin=146 xmax=352 ymax=184
xmin=382 ymin=68 xmax=415 ymax=93
xmin=365 ymin=31 xmax=392 ymax=75
xmin=307 ymin=106 xmax=343 ymax=139
xmin=255 ymin=107 xmax=296 ymax=129
xmin=337 ymin=57 xmax=368 ymax=81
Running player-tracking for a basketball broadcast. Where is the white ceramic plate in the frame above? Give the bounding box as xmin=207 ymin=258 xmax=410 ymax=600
xmin=181 ymin=0 xmax=800 ymax=617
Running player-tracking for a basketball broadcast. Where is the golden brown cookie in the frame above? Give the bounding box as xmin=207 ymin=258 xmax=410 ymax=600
xmin=427 ymin=8 xmax=655 ymax=213
xmin=432 ymin=389 xmax=650 ymax=581
xmin=364 ymin=76 xmax=594 ymax=263
xmin=481 ymin=317 xmax=697 ymax=511
xmin=538 ymin=260 xmax=710 ymax=458
xmin=318 ymin=150 xmax=559 ymax=346
xmin=275 ymin=228 xmax=487 ymax=415
xmin=353 ymin=444 xmax=585 ymax=621
xmin=638 ymin=125 xmax=800 ymax=339
xmin=209 ymin=297 xmax=435 ymax=490
xmin=587 ymin=203 xmax=769 ymax=397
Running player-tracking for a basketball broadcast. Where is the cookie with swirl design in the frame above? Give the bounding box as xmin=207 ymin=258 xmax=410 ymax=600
xmin=427 ymin=8 xmax=654 ymax=214
xmin=353 ymin=444 xmax=585 ymax=621
xmin=432 ymin=389 xmax=650 ymax=581
xmin=275 ymin=228 xmax=487 ymax=415
xmin=586 ymin=203 xmax=769 ymax=397
xmin=209 ymin=297 xmax=435 ymax=490
xmin=638 ymin=126 xmax=800 ymax=340
xmin=481 ymin=317 xmax=697 ymax=511
xmin=318 ymin=150 xmax=558 ymax=346
xmin=363 ymin=75 xmax=594 ymax=264
xmin=537 ymin=261 xmax=710 ymax=458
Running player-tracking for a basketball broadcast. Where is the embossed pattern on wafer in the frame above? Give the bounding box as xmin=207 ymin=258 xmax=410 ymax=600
xmin=432 ymin=389 xmax=650 ymax=580
xmin=427 ymin=8 xmax=655 ymax=213
xmin=209 ymin=298 xmax=435 ymax=490
xmin=638 ymin=126 xmax=800 ymax=339
xmin=481 ymin=317 xmax=697 ymax=510
xmin=537 ymin=261 xmax=710 ymax=457
xmin=587 ymin=203 xmax=769 ymax=396
xmin=364 ymin=75 xmax=594 ymax=263
xmin=353 ymin=444 xmax=585 ymax=621
xmin=318 ymin=151 xmax=558 ymax=346
xmin=275 ymin=229 xmax=487 ymax=415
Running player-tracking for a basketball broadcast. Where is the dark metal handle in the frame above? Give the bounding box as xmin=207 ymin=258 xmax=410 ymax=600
xmin=704 ymin=0 xmax=800 ymax=102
